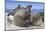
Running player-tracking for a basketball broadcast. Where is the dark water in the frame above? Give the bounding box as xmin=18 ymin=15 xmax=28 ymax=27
xmin=5 ymin=9 xmax=44 ymax=14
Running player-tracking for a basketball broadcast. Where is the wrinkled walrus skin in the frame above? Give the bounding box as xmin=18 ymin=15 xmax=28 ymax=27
xmin=14 ymin=9 xmax=30 ymax=27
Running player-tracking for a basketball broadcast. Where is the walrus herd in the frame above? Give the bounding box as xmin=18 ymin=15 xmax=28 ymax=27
xmin=7 ymin=5 xmax=44 ymax=27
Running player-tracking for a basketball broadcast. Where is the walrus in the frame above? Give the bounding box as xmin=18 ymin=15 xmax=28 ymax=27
xmin=31 ymin=14 xmax=44 ymax=27
xmin=13 ymin=9 xmax=32 ymax=27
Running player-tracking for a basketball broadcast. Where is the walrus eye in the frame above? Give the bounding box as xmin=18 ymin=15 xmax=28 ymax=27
xmin=33 ymin=17 xmax=37 ymax=22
